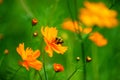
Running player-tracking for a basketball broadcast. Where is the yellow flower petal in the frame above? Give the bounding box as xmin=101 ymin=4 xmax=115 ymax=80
xmin=29 ymin=60 xmax=42 ymax=70
xmin=32 ymin=50 xmax=40 ymax=59
xmin=16 ymin=43 xmax=26 ymax=60
xmin=52 ymin=44 xmax=67 ymax=54
xmin=45 ymin=45 xmax=53 ymax=57
xmin=41 ymin=27 xmax=58 ymax=43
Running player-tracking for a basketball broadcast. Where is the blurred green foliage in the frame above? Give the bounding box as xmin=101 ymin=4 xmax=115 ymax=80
xmin=0 ymin=0 xmax=120 ymax=80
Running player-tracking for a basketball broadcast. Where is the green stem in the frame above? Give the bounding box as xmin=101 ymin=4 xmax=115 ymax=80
xmin=41 ymin=37 xmax=48 ymax=80
xmin=51 ymin=72 xmax=56 ymax=80
xmin=67 ymin=69 xmax=78 ymax=80
xmin=91 ymin=44 xmax=99 ymax=80
xmin=47 ymin=0 xmax=59 ymax=25
xmin=37 ymin=71 xmax=43 ymax=80
xmin=81 ymin=41 xmax=86 ymax=80
xmin=42 ymin=52 xmax=48 ymax=80
xmin=109 ymin=0 xmax=115 ymax=9
xmin=20 ymin=0 xmax=34 ymax=18
xmin=66 ymin=0 xmax=80 ymax=34
xmin=0 ymin=55 xmax=5 ymax=68
xmin=74 ymin=0 xmax=79 ymax=21
xmin=66 ymin=0 xmax=74 ymax=20
xmin=43 ymin=60 xmax=47 ymax=80
xmin=10 ymin=66 xmax=22 ymax=80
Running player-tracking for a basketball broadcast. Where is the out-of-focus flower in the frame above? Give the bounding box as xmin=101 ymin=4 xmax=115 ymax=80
xmin=82 ymin=27 xmax=92 ymax=34
xmin=89 ymin=32 xmax=107 ymax=46
xmin=0 ymin=33 xmax=3 ymax=40
xmin=62 ymin=19 xmax=81 ymax=32
xmin=79 ymin=1 xmax=118 ymax=28
xmin=0 ymin=0 xmax=3 ymax=4
xmin=41 ymin=27 xmax=67 ymax=57
xmin=4 ymin=49 xmax=9 ymax=54
xmin=16 ymin=43 xmax=42 ymax=70
xmin=62 ymin=19 xmax=92 ymax=34
xmin=53 ymin=63 xmax=64 ymax=72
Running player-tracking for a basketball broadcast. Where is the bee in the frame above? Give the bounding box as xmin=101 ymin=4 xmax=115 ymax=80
xmin=55 ymin=37 xmax=64 ymax=45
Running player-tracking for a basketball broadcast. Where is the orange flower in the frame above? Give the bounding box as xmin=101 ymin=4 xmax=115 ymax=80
xmin=82 ymin=27 xmax=92 ymax=34
xmin=89 ymin=32 xmax=107 ymax=46
xmin=16 ymin=43 xmax=42 ymax=70
xmin=62 ymin=19 xmax=81 ymax=32
xmin=79 ymin=1 xmax=118 ymax=28
xmin=41 ymin=27 xmax=67 ymax=57
xmin=53 ymin=63 xmax=64 ymax=72
xmin=62 ymin=19 xmax=92 ymax=34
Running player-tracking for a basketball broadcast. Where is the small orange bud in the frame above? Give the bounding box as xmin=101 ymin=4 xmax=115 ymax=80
xmin=4 ymin=49 xmax=9 ymax=54
xmin=86 ymin=56 xmax=92 ymax=62
xmin=0 ymin=33 xmax=3 ymax=40
xmin=53 ymin=63 xmax=64 ymax=72
xmin=32 ymin=18 xmax=38 ymax=25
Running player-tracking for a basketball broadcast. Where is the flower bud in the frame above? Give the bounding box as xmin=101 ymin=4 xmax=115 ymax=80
xmin=86 ymin=56 xmax=92 ymax=62
xmin=53 ymin=63 xmax=64 ymax=72
xmin=32 ymin=18 xmax=38 ymax=25
xmin=76 ymin=57 xmax=80 ymax=61
xmin=33 ymin=32 xmax=38 ymax=37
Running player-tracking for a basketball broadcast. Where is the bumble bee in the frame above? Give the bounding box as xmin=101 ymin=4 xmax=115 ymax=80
xmin=55 ymin=37 xmax=64 ymax=45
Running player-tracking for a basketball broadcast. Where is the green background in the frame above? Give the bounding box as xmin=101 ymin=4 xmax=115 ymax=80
xmin=0 ymin=0 xmax=120 ymax=80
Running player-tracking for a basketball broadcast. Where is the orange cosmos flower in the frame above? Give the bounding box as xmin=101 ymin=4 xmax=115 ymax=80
xmin=79 ymin=1 xmax=118 ymax=28
xmin=16 ymin=43 xmax=42 ymax=70
xmin=89 ymin=32 xmax=107 ymax=46
xmin=53 ymin=63 xmax=64 ymax=72
xmin=62 ymin=19 xmax=92 ymax=34
xmin=41 ymin=27 xmax=67 ymax=57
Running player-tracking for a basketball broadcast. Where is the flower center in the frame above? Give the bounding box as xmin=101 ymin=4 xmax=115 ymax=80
xmin=55 ymin=37 xmax=64 ymax=45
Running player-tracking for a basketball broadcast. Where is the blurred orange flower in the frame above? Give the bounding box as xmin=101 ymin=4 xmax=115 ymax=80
xmin=41 ymin=27 xmax=67 ymax=57
xmin=16 ymin=43 xmax=42 ymax=70
xmin=62 ymin=19 xmax=81 ymax=32
xmin=62 ymin=19 xmax=92 ymax=34
xmin=4 ymin=49 xmax=9 ymax=54
xmin=79 ymin=1 xmax=118 ymax=28
xmin=53 ymin=63 xmax=64 ymax=72
xmin=0 ymin=0 xmax=3 ymax=4
xmin=89 ymin=32 xmax=107 ymax=46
